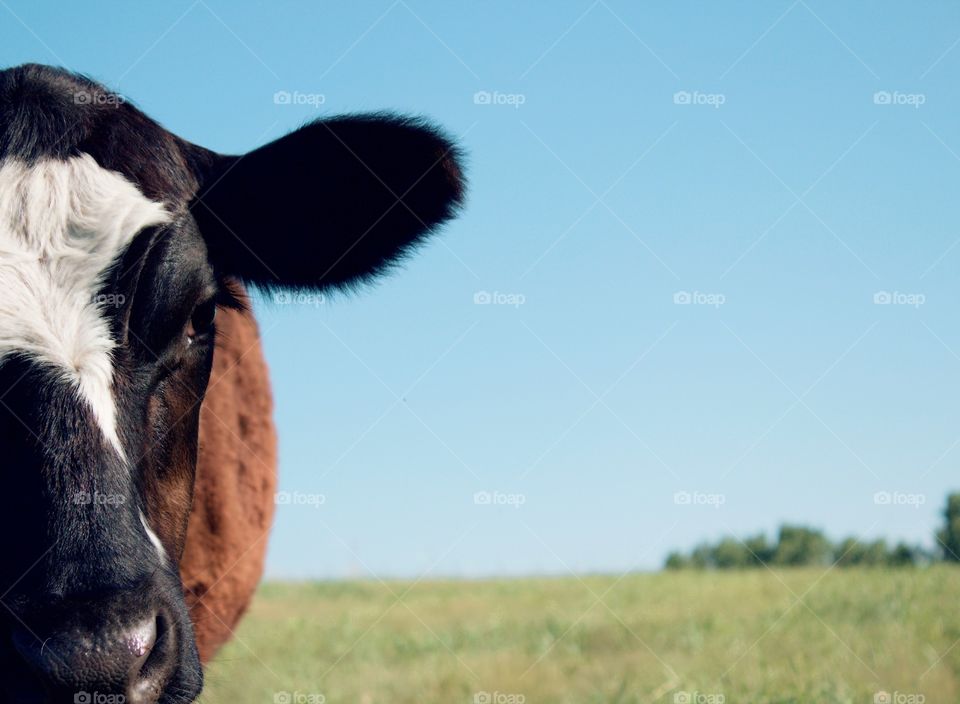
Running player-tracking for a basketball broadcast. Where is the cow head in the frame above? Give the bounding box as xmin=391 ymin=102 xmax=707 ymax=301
xmin=0 ymin=64 xmax=464 ymax=703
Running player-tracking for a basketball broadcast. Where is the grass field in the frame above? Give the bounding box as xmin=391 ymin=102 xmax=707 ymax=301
xmin=200 ymin=567 xmax=960 ymax=704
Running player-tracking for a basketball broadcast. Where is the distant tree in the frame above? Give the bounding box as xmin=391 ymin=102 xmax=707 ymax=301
xmin=835 ymin=537 xmax=925 ymax=567
xmin=888 ymin=542 xmax=919 ymax=567
xmin=937 ymin=493 xmax=960 ymax=562
xmin=861 ymin=539 xmax=891 ymax=566
xmin=689 ymin=543 xmax=713 ymax=569
xmin=663 ymin=514 xmax=934 ymax=570
xmin=664 ymin=552 xmax=688 ymax=570
xmin=833 ymin=537 xmax=866 ymax=566
xmin=772 ymin=525 xmax=832 ymax=566
xmin=743 ymin=533 xmax=775 ymax=566
xmin=713 ymin=537 xmax=752 ymax=569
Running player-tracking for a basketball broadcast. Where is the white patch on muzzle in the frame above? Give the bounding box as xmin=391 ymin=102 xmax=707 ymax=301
xmin=0 ymin=155 xmax=170 ymax=458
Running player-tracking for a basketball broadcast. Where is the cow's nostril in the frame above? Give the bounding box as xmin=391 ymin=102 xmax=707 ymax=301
xmin=128 ymin=610 xmax=177 ymax=703
xmin=8 ymin=606 xmax=180 ymax=703
xmin=126 ymin=616 xmax=158 ymax=659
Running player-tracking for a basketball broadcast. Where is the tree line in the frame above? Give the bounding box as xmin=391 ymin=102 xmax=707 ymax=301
xmin=664 ymin=492 xmax=960 ymax=570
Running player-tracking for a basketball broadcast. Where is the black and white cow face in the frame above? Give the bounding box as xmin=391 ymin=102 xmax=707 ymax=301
xmin=0 ymin=64 xmax=464 ymax=703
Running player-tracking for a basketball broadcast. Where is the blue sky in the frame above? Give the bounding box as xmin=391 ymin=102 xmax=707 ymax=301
xmin=3 ymin=1 xmax=960 ymax=578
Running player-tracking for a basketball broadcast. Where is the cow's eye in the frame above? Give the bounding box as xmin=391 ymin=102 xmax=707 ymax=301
xmin=186 ymin=299 xmax=216 ymax=342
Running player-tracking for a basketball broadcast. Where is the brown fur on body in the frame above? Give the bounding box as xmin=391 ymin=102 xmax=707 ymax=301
xmin=179 ymin=303 xmax=276 ymax=662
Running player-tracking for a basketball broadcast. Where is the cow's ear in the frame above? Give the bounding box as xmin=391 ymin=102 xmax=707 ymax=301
xmin=190 ymin=114 xmax=464 ymax=291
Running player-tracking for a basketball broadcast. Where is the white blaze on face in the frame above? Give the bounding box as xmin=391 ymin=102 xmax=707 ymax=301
xmin=140 ymin=510 xmax=168 ymax=562
xmin=0 ymin=154 xmax=170 ymax=457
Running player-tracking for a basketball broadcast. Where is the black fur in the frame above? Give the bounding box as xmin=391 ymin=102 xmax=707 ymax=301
xmin=194 ymin=113 xmax=465 ymax=291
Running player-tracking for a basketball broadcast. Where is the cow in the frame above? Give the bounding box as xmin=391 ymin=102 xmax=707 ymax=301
xmin=0 ymin=63 xmax=465 ymax=703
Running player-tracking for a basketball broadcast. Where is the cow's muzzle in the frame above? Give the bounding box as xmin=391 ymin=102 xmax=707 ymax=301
xmin=1 ymin=583 xmax=201 ymax=703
